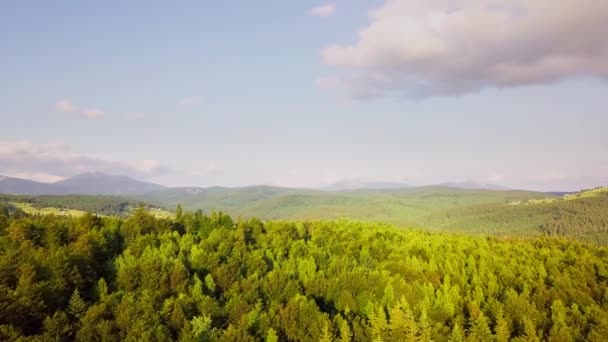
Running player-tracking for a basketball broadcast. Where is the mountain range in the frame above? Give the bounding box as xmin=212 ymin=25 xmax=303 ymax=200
xmin=0 ymin=172 xmax=521 ymax=196
xmin=0 ymin=172 xmax=165 ymax=196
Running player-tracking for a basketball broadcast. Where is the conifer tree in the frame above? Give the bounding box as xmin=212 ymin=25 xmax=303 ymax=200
xmin=418 ymin=306 xmax=432 ymax=342
xmin=449 ymin=323 xmax=464 ymax=342
xmin=68 ymin=289 xmax=87 ymax=318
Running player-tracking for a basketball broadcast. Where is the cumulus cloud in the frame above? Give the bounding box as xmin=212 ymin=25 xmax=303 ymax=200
xmin=0 ymin=140 xmax=168 ymax=182
xmin=55 ymin=100 xmax=105 ymax=118
xmin=311 ymin=3 xmax=336 ymax=17
xmin=321 ymin=0 xmax=608 ymax=98
xmin=177 ymin=97 xmax=203 ymax=109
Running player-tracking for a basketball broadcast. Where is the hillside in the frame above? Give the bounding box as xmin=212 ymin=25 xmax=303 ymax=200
xmin=0 ymin=193 xmax=166 ymax=217
xmin=141 ymin=186 xmax=555 ymax=227
xmin=0 ymin=208 xmax=607 ymax=341
xmin=0 ymin=175 xmax=58 ymax=195
xmin=54 ymin=172 xmax=165 ymax=195
xmin=0 ymin=172 xmax=165 ymax=196
xmin=141 ymin=186 xmax=608 ymax=245
xmin=431 ymin=189 xmax=608 ymax=245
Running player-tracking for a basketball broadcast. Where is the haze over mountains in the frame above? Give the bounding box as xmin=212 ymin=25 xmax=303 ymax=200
xmin=0 ymin=172 xmax=165 ymax=196
xmin=0 ymin=171 xmax=521 ymax=196
xmin=0 ymin=172 xmax=596 ymax=197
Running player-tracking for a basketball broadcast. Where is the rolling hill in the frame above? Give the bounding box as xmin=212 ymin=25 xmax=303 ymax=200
xmin=0 ymin=172 xmax=165 ymax=195
xmin=53 ymin=172 xmax=165 ymax=195
xmin=140 ymin=185 xmax=556 ymax=228
xmin=0 ymin=193 xmax=168 ymax=217
xmin=0 ymin=175 xmax=57 ymax=195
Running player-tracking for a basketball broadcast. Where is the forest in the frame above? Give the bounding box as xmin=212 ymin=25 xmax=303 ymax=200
xmin=0 ymin=194 xmax=154 ymax=216
xmin=1 ymin=205 xmax=607 ymax=341
xmin=431 ymin=192 xmax=608 ymax=245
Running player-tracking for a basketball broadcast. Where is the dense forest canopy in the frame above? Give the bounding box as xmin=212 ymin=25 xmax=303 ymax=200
xmin=137 ymin=187 xmax=608 ymax=246
xmin=0 ymin=194 xmax=159 ymax=216
xmin=430 ymin=193 xmax=608 ymax=245
xmin=1 ymin=206 xmax=607 ymax=341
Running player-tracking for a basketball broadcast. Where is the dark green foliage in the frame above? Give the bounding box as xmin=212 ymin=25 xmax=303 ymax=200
xmin=440 ymin=193 xmax=608 ymax=245
xmin=0 ymin=209 xmax=607 ymax=341
xmin=0 ymin=193 xmax=160 ymax=216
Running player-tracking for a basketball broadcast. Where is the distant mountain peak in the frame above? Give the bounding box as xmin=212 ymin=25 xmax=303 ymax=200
xmin=324 ymin=180 xmax=410 ymax=191
xmin=0 ymin=172 xmax=165 ymax=196
xmin=439 ymin=181 xmax=510 ymax=191
xmin=53 ymin=172 xmax=165 ymax=195
xmin=56 ymin=172 xmax=133 ymax=182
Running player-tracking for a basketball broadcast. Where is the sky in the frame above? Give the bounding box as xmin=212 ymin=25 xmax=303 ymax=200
xmin=1 ymin=0 xmax=607 ymax=191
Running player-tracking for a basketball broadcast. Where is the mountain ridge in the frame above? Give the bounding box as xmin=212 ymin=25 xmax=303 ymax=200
xmin=0 ymin=172 xmax=165 ymax=195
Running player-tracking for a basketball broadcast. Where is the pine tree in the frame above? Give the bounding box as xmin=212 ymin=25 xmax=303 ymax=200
xmin=418 ymin=306 xmax=432 ymax=342
xmin=389 ymin=303 xmax=407 ymax=341
xmin=388 ymin=299 xmax=417 ymax=342
xmin=191 ymin=315 xmax=212 ymax=339
xmin=320 ymin=321 xmax=334 ymax=342
xmin=266 ymin=328 xmax=279 ymax=342
xmin=96 ymin=278 xmax=108 ymax=301
xmin=368 ymin=303 xmax=388 ymax=341
xmin=495 ymin=310 xmax=510 ymax=342
xmin=520 ymin=318 xmax=540 ymax=342
xmin=548 ymin=300 xmax=573 ymax=342
xmin=467 ymin=304 xmax=492 ymax=342
xmin=449 ymin=323 xmax=464 ymax=342
xmin=338 ymin=318 xmax=352 ymax=342
xmin=68 ymin=289 xmax=87 ymax=318
xmin=205 ymin=273 xmax=216 ymax=293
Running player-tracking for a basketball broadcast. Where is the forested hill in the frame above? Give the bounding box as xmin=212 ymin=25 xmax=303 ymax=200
xmin=0 ymin=194 xmax=162 ymax=216
xmin=430 ymin=191 xmax=608 ymax=245
xmin=1 ymin=208 xmax=607 ymax=341
xmin=140 ymin=186 xmax=555 ymax=226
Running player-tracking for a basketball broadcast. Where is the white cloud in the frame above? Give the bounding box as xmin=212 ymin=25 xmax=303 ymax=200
xmin=54 ymin=100 xmax=105 ymax=119
xmin=0 ymin=140 xmax=168 ymax=182
xmin=55 ymin=100 xmax=78 ymax=113
xmin=81 ymin=108 xmax=104 ymax=119
xmin=321 ymin=0 xmax=608 ymax=98
xmin=177 ymin=97 xmax=203 ymax=109
xmin=311 ymin=3 xmax=336 ymax=17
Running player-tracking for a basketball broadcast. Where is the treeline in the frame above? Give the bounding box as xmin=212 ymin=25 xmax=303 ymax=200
xmin=0 ymin=194 xmax=155 ymax=216
xmin=436 ymin=193 xmax=608 ymax=245
xmin=1 ymin=207 xmax=608 ymax=341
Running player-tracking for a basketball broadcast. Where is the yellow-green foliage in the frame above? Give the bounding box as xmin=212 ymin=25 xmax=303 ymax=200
xmin=524 ymin=187 xmax=608 ymax=204
xmin=1 ymin=208 xmax=607 ymax=341
xmin=11 ymin=202 xmax=88 ymax=217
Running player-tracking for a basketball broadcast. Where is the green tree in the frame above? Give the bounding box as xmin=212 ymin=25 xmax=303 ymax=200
xmin=68 ymin=289 xmax=87 ymax=318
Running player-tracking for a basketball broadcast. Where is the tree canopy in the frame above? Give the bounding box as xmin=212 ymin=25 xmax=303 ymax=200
xmin=0 ymin=207 xmax=607 ymax=341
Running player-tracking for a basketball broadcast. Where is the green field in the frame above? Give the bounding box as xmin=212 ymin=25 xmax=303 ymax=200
xmin=11 ymin=202 xmax=88 ymax=217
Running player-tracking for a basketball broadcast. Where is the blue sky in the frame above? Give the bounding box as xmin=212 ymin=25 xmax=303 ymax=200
xmin=1 ymin=0 xmax=607 ymax=191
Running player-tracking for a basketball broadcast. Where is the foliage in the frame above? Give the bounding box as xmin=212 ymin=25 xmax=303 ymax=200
xmin=140 ymin=186 xmax=608 ymax=245
xmin=438 ymin=193 xmax=608 ymax=245
xmin=0 ymin=193 xmax=165 ymax=217
xmin=0 ymin=207 xmax=607 ymax=341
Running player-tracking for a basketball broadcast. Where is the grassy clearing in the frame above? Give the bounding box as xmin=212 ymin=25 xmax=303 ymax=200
xmin=11 ymin=202 xmax=88 ymax=217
